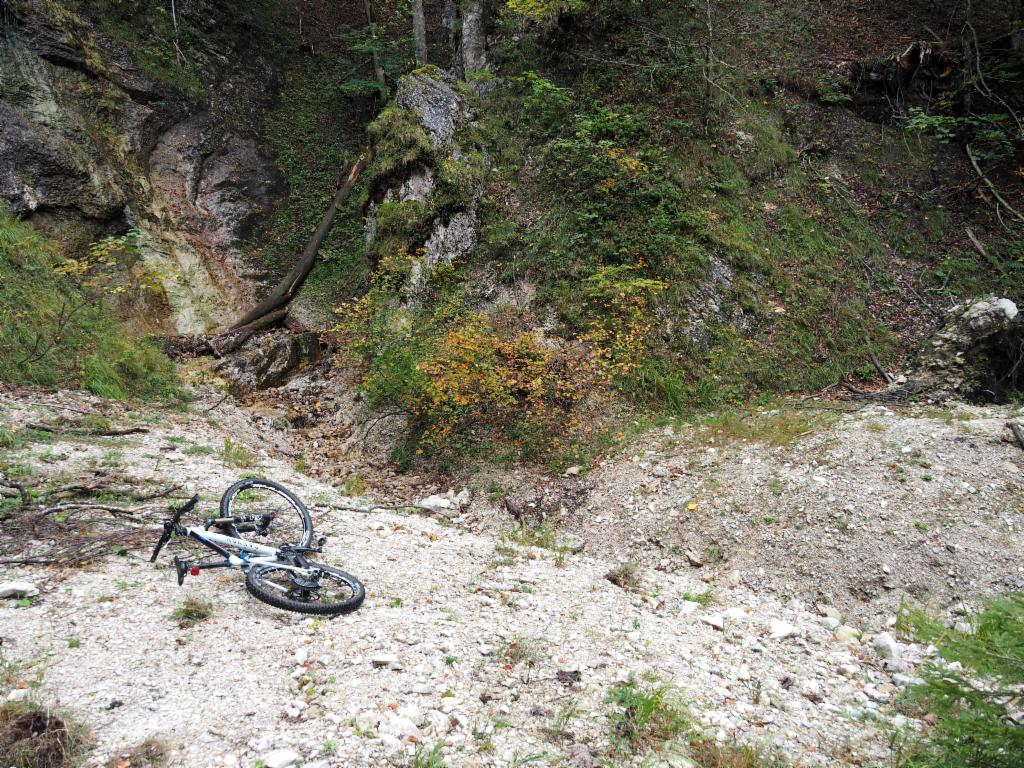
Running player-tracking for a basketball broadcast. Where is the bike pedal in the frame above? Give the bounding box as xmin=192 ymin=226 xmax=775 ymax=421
xmin=173 ymin=556 xmax=191 ymax=586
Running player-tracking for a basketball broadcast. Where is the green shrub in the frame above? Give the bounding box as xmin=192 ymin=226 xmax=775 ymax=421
xmin=896 ymin=593 xmax=1024 ymax=768
xmin=0 ymin=207 xmax=177 ymax=400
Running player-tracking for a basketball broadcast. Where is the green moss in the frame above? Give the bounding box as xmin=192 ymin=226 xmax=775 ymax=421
xmin=367 ymin=105 xmax=436 ymax=190
xmin=0 ymin=206 xmax=178 ymax=400
xmin=433 ymin=152 xmax=486 ymax=219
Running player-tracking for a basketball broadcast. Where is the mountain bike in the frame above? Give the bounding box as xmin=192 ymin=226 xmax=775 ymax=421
xmin=149 ymin=478 xmax=365 ymax=615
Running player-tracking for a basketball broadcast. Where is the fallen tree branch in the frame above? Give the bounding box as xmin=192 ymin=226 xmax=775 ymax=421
xmin=1007 ymin=421 xmax=1024 ymax=451
xmin=25 ymin=422 xmax=148 ymax=437
xmin=0 ymin=475 xmax=28 ymax=508
xmin=858 ymin=320 xmax=893 ymax=384
xmin=230 ymin=152 xmax=370 ymax=331
xmin=966 ymin=145 xmax=1024 ymax=226
xmin=210 ymin=308 xmax=289 ymax=358
xmin=39 ymin=502 xmax=155 ymax=518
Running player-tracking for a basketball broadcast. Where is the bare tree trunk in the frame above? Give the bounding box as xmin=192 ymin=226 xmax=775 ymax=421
xmin=442 ymin=0 xmax=456 ymax=58
xmin=412 ymin=0 xmax=428 ymax=66
xmin=228 ymin=153 xmax=369 ymax=331
xmin=364 ymin=0 xmax=386 ymax=85
xmin=460 ymin=0 xmax=487 ymax=75
xmin=1014 ymin=0 xmax=1023 ymax=52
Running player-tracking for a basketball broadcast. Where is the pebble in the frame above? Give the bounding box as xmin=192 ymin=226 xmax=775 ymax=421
xmin=701 ymin=614 xmax=725 ymax=631
xmin=555 ymin=533 xmax=585 ymax=554
xmin=769 ymin=621 xmax=799 ymax=640
xmin=834 ymin=625 xmax=860 ymax=643
xmin=871 ymin=632 xmax=901 ymax=661
xmin=379 ymin=712 xmax=422 ymax=742
xmin=262 ymin=748 xmax=301 ymax=768
xmin=371 ymin=652 xmax=401 ymax=669
xmin=0 ymin=581 xmax=39 ymax=599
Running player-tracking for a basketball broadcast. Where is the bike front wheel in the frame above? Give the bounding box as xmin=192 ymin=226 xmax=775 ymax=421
xmin=218 ymin=478 xmax=313 ymax=549
xmin=245 ymin=562 xmax=365 ymax=615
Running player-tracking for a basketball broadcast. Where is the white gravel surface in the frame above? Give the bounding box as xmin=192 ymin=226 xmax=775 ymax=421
xmin=1 ymin=389 xmax=1021 ymax=767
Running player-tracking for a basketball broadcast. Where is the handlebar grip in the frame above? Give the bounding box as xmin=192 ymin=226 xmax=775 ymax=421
xmin=171 ymin=494 xmax=200 ymax=523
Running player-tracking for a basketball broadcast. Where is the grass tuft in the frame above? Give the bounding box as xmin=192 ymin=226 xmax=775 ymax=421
xmin=0 ymin=701 xmax=89 ymax=768
xmin=605 ymin=674 xmax=690 ymax=757
xmin=605 ymin=562 xmax=642 ymax=592
xmin=170 ymin=595 xmax=214 ymax=628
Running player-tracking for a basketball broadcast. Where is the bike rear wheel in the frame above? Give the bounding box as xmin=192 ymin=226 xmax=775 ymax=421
xmin=218 ymin=478 xmax=313 ymax=549
xmin=245 ymin=562 xmax=365 ymax=615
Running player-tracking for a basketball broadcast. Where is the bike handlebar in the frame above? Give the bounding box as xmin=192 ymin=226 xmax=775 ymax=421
xmin=149 ymin=494 xmax=200 ymax=562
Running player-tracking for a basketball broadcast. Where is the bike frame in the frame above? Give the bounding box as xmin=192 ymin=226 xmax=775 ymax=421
xmin=183 ymin=526 xmax=313 ymax=576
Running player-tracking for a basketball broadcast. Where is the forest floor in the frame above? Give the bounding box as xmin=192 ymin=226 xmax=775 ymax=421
xmin=1 ymin=386 xmax=1022 ymax=768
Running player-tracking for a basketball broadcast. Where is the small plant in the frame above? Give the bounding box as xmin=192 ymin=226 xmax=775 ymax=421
xmin=323 ymin=738 xmax=337 ymax=755
xmin=411 ymin=741 xmax=446 ymax=768
xmin=184 ymin=443 xmax=214 ymax=456
xmin=513 ymin=522 xmax=557 ymax=550
xmin=222 ymin=439 xmax=256 ymax=469
xmin=498 ymin=636 xmax=544 ymax=667
xmin=444 ymin=655 xmax=458 ymax=666
xmin=388 ymin=597 xmax=403 ymax=608
xmin=109 ymin=737 xmax=170 ymax=768
xmin=343 ymin=473 xmax=366 ymax=495
xmin=606 ymin=562 xmax=642 ymax=591
xmin=815 ymin=72 xmax=852 ymax=105
xmin=914 ymin=521 xmax=929 ymax=533
xmin=171 ymin=595 xmax=214 ymax=628
xmin=688 ymin=739 xmax=789 ymax=767
xmin=67 ymin=638 xmax=80 ymax=649
xmin=682 ymin=590 xmax=713 ymax=607
xmin=605 ymin=675 xmax=690 ymax=757
xmin=546 ymin=697 xmax=581 ymax=742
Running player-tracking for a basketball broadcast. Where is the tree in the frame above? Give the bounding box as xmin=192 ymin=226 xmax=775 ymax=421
xmin=364 ymin=0 xmax=386 ymax=85
xmin=227 ymin=153 xmax=369 ymax=332
xmin=442 ymin=0 xmax=456 ymax=55
xmin=412 ymin=0 xmax=428 ymax=65
xmin=460 ymin=0 xmax=487 ymax=75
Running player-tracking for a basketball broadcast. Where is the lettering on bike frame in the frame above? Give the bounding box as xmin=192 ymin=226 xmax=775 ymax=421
xmin=185 ymin=527 xmax=312 ymax=574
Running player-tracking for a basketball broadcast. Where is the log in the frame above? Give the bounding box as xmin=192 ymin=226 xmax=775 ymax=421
xmin=1007 ymin=421 xmax=1024 ymax=452
xmin=229 ymin=152 xmax=369 ymax=331
xmin=210 ymin=308 xmax=288 ymax=358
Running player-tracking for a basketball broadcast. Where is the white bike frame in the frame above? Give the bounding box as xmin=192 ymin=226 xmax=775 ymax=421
xmin=186 ymin=526 xmax=314 ymax=576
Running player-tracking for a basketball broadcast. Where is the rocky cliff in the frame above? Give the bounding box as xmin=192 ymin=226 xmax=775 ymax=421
xmin=0 ymin=0 xmax=285 ymax=333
